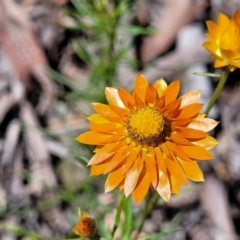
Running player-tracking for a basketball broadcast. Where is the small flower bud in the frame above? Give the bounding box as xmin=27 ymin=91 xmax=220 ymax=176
xmin=72 ymin=210 xmax=96 ymax=238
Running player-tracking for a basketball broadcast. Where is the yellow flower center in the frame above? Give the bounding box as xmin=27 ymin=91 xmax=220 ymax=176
xmin=126 ymin=106 xmax=166 ymax=147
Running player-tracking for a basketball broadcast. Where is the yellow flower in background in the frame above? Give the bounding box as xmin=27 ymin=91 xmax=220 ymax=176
xmin=76 ymin=74 xmax=218 ymax=203
xmin=203 ymin=9 xmax=240 ymax=72
xmin=72 ymin=210 xmax=96 ymax=238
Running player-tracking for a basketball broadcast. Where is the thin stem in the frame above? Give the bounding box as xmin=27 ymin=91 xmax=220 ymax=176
xmin=122 ymin=196 xmax=132 ymax=239
xmin=133 ymin=192 xmax=159 ymax=240
xmin=205 ymin=68 xmax=230 ymax=116
xmin=111 ymin=195 xmax=126 ymax=239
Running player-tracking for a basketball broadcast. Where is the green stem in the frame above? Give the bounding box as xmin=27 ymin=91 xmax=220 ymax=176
xmin=204 ymin=68 xmax=230 ymax=116
xmin=133 ymin=192 xmax=159 ymax=240
xmin=111 ymin=195 xmax=126 ymax=239
xmin=122 ymin=196 xmax=132 ymax=239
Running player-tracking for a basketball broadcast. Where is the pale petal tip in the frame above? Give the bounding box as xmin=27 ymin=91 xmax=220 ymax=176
xmin=91 ymin=102 xmax=98 ymax=107
xmin=105 ymin=187 xmax=112 ymax=193
xmin=137 ymin=73 xmax=146 ymax=78
xmin=199 ymin=176 xmax=205 ymax=182
xmin=75 ymin=135 xmax=81 ymax=142
xmin=124 ymin=189 xmax=131 ymax=198
xmin=162 ymin=194 xmax=170 ymax=203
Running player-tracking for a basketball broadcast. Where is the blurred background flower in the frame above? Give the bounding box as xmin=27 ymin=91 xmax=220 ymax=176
xmin=203 ymin=9 xmax=240 ymax=72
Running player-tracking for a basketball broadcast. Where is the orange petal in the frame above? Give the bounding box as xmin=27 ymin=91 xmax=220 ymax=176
xmin=134 ymin=74 xmax=148 ymax=103
xmin=163 ymin=109 xmax=181 ymax=119
xmin=165 ymin=141 xmax=191 ymax=161
xmin=146 ymin=84 xmax=158 ymax=105
xmin=177 ymin=103 xmax=203 ymax=119
xmin=220 ymin=15 xmax=240 ymax=53
xmin=180 ymin=90 xmax=201 ymax=108
xmin=154 ymin=97 xmax=165 ymax=110
xmin=88 ymin=151 xmax=115 ymax=165
xmin=162 ymin=80 xmax=180 ymax=105
xmin=160 ymin=143 xmax=172 ymax=159
xmin=180 ymin=145 xmax=214 ymax=160
xmin=161 ymin=98 xmax=182 ymax=113
xmin=133 ymin=92 xmax=144 ymax=108
xmin=156 ymin=170 xmax=171 ymax=202
xmin=76 ymin=131 xmax=110 ymax=145
xmin=72 ymin=226 xmax=79 ymax=235
xmin=104 ymin=147 xmax=129 ymax=174
xmin=100 ymin=135 xmax=125 ymax=144
xmin=132 ymin=169 xmax=150 ymax=203
xmin=171 ymin=119 xmax=193 ymax=129
xmin=194 ymin=136 xmax=218 ymax=150
xmin=155 ymin=147 xmax=167 ymax=175
xmin=124 ymin=157 xmax=143 ymax=197
xmin=94 ymin=138 xmax=128 ymax=153
xmin=197 ymin=113 xmax=206 ymax=118
xmin=233 ymin=61 xmax=240 ymax=68
xmin=153 ymin=78 xmax=167 ymax=97
xmin=206 ymin=20 xmax=222 ymax=41
xmin=81 ymin=211 xmax=90 ymax=218
xmin=148 ymin=146 xmax=156 ymax=157
xmin=105 ymin=87 xmax=125 ymax=108
xmin=170 ymin=132 xmax=193 ymax=146
xmin=90 ymin=161 xmax=109 ymax=175
xmin=94 ymin=126 xmax=126 ymax=135
xmin=123 ymin=147 xmax=139 ymax=175
xmin=89 ymin=122 xmax=122 ymax=133
xmin=118 ymin=179 xmax=124 ymax=191
xmin=122 ymin=140 xmax=137 ymax=153
xmin=118 ymin=87 xmax=135 ymax=109
xmin=91 ymin=103 xmax=119 ymax=119
xmin=111 ymin=138 xmax=130 ymax=151
xmin=105 ymin=166 xmax=125 ymax=192
xmin=104 ymin=117 xmax=125 ymax=125
xmin=164 ymin=156 xmax=187 ymax=185
xmin=109 ymin=105 xmax=130 ymax=117
xmin=217 ymin=12 xmax=230 ymax=31
xmin=168 ymin=174 xmax=181 ymax=194
xmin=145 ymin=153 xmax=158 ymax=189
xmin=87 ymin=114 xmax=108 ymax=124
xmin=187 ymin=118 xmax=219 ymax=132
xmin=203 ymin=41 xmax=217 ymax=55
xmin=233 ymin=9 xmax=240 ymax=24
xmin=137 ymin=147 xmax=146 ymax=170
xmin=214 ymin=58 xmax=228 ymax=68
xmin=176 ymin=127 xmax=208 ymax=139
xmin=178 ymin=159 xmax=204 ymax=181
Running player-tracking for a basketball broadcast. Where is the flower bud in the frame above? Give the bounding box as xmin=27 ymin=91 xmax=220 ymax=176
xmin=72 ymin=210 xmax=96 ymax=238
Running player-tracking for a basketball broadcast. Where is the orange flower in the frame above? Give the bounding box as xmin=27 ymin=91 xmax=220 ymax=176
xmin=76 ymin=74 xmax=218 ymax=203
xmin=203 ymin=9 xmax=240 ymax=72
xmin=72 ymin=210 xmax=96 ymax=238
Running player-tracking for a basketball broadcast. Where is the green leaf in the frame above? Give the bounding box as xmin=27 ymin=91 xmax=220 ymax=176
xmin=127 ymin=26 xmax=155 ymax=35
xmin=72 ymin=39 xmax=99 ymax=65
xmin=193 ymin=72 xmax=221 ymax=78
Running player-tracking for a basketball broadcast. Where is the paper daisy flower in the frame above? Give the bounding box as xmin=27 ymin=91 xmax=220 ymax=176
xmin=203 ymin=9 xmax=240 ymax=72
xmin=76 ymin=74 xmax=218 ymax=203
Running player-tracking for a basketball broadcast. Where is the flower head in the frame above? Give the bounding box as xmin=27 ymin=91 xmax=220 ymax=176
xmin=72 ymin=210 xmax=96 ymax=238
xmin=203 ymin=9 xmax=240 ymax=72
xmin=76 ymin=74 xmax=218 ymax=203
